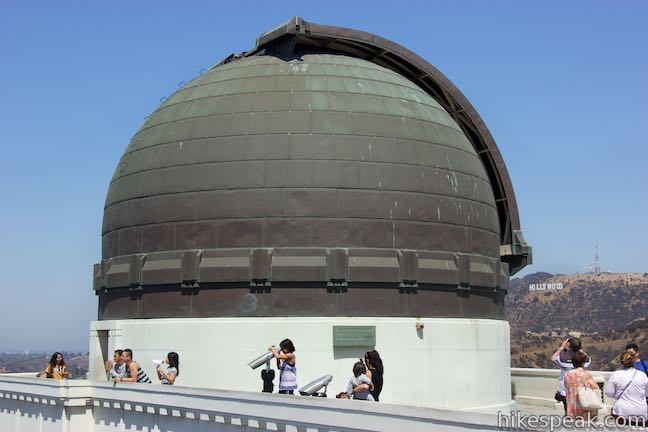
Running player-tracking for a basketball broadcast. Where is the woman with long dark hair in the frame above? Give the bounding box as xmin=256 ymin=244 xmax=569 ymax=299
xmin=41 ymin=352 xmax=70 ymax=380
xmin=364 ymin=350 xmax=384 ymax=401
xmin=157 ymin=352 xmax=179 ymax=385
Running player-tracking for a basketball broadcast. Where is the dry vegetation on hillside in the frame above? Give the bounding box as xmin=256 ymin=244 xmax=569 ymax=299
xmin=506 ymin=272 xmax=648 ymax=370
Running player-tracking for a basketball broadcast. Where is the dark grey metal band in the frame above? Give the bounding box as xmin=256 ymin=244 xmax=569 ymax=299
xmin=94 ymin=247 xmax=508 ymax=320
xmin=97 ymin=284 xmax=506 ymax=321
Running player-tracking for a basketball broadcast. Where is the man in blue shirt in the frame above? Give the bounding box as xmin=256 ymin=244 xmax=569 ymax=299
xmin=626 ymin=343 xmax=648 ymax=375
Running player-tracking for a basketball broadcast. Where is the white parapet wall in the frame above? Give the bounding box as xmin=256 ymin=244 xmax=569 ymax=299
xmin=511 ymin=368 xmax=614 ymax=412
xmin=89 ymin=317 xmax=514 ymax=413
xmin=0 ymin=374 xmax=504 ymax=432
xmin=0 ymin=374 xmax=94 ymax=432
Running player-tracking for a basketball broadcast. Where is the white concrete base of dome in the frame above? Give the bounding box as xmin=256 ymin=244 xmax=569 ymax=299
xmin=89 ymin=317 xmax=514 ymax=413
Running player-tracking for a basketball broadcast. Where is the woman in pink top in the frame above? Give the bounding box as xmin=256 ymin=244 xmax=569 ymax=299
xmin=564 ymin=351 xmax=600 ymax=419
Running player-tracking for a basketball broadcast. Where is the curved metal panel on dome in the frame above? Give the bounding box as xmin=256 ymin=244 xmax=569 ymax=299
xmin=95 ymin=18 xmax=530 ymax=321
xmin=246 ymin=17 xmax=531 ymax=273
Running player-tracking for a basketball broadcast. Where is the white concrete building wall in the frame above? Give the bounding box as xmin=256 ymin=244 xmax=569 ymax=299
xmin=89 ymin=317 xmax=513 ymax=413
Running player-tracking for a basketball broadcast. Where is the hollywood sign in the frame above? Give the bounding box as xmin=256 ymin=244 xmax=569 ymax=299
xmin=528 ymin=283 xmax=563 ymax=291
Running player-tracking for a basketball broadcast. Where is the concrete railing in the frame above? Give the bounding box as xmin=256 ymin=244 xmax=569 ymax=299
xmin=0 ymin=373 xmax=503 ymax=432
xmin=511 ymin=368 xmax=614 ymax=412
xmin=0 ymin=374 xmax=94 ymax=432
xmin=1 ymin=368 xmax=625 ymax=431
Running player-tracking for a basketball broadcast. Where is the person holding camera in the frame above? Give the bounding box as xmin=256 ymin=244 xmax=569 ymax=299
xmin=552 ymin=337 xmax=591 ymax=413
xmin=156 ymin=352 xmax=179 ymax=385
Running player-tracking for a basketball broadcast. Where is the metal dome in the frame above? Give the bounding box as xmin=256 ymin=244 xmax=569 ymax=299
xmin=93 ymin=18 xmax=531 ymax=320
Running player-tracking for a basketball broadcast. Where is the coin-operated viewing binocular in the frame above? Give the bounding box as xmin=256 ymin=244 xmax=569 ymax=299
xmin=298 ymin=375 xmax=333 ymax=397
xmin=247 ymin=351 xmax=275 ymax=370
xmin=247 ymin=348 xmax=279 ymax=393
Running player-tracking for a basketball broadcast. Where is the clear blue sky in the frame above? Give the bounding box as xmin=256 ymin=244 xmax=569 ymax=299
xmin=1 ymin=1 xmax=646 ymax=352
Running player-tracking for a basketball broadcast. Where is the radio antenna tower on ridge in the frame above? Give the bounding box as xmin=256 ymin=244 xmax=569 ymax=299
xmin=594 ymin=243 xmax=601 ymax=275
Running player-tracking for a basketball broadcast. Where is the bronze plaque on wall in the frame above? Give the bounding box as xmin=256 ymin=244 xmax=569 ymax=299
xmin=333 ymin=326 xmax=376 ymax=347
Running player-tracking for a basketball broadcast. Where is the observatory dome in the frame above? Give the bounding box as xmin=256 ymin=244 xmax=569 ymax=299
xmin=104 ymin=54 xmax=499 ymax=258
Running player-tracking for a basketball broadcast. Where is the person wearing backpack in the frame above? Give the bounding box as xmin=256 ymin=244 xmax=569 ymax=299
xmin=605 ymin=351 xmax=648 ymax=427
